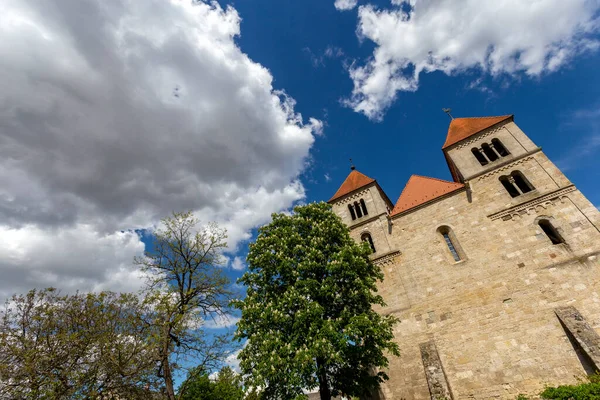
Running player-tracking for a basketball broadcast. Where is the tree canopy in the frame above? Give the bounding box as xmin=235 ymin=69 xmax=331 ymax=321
xmin=0 ymin=212 xmax=236 ymax=400
xmin=0 ymin=289 xmax=160 ymax=399
xmin=234 ymin=202 xmax=399 ymax=400
xmin=135 ymin=211 xmax=234 ymax=399
xmin=179 ymin=366 xmax=244 ymax=400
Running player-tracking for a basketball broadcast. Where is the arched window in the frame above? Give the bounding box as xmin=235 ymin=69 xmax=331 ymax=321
xmin=481 ymin=143 xmax=499 ymax=162
xmin=499 ymin=171 xmax=535 ymax=197
xmin=361 ymin=233 xmax=376 ymax=253
xmin=499 ymin=176 xmax=520 ymax=197
xmin=360 ymin=199 xmax=368 ymax=216
xmin=511 ymin=171 xmax=533 ymax=194
xmin=471 ymin=148 xmax=489 ymax=166
xmin=437 ymin=226 xmax=462 ymax=262
xmin=348 ymin=204 xmax=356 ymax=220
xmin=491 ymin=138 xmax=510 ymax=157
xmin=538 ymin=219 xmax=565 ymax=245
xmin=354 ymin=201 xmax=363 ymax=218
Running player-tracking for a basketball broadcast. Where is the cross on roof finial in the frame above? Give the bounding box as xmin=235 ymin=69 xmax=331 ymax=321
xmin=350 ymin=158 xmax=356 ymax=170
xmin=442 ymin=108 xmax=454 ymax=120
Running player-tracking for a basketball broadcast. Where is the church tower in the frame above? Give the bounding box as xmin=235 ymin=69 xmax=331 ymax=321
xmin=328 ymin=166 xmax=395 ymax=256
xmin=442 ymin=115 xmax=599 ymax=246
xmin=328 ymin=115 xmax=600 ymax=400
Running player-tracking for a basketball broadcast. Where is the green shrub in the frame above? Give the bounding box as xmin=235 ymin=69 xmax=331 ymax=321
xmin=540 ymin=379 xmax=600 ymax=399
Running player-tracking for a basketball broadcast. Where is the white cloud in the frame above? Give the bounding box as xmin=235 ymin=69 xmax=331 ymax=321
xmin=0 ymin=224 xmax=145 ymax=299
xmin=225 ymin=349 xmax=242 ymax=373
xmin=231 ymin=256 xmax=245 ymax=271
xmin=303 ymin=46 xmax=345 ymax=69
xmin=335 ymin=0 xmax=358 ymax=11
xmin=309 ymin=118 xmax=324 ymax=136
xmin=204 ymin=314 xmax=241 ymax=330
xmin=0 ymin=0 xmax=319 ymax=297
xmin=345 ymin=0 xmax=600 ymax=120
xmin=325 ymin=46 xmax=345 ymax=59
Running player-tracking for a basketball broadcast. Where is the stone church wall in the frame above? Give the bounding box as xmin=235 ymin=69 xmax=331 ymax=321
xmin=375 ymin=187 xmax=600 ymax=399
xmin=338 ymin=142 xmax=600 ymax=399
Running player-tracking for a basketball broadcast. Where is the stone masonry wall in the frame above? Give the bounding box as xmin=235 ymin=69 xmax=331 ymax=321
xmin=332 ymin=122 xmax=600 ymax=399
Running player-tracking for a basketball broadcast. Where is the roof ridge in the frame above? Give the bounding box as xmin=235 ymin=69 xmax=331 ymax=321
xmin=442 ymin=114 xmax=513 ymax=149
xmin=410 ymin=174 xmax=462 ymax=185
xmin=390 ymin=174 xmax=465 ymax=216
xmin=328 ymin=169 xmax=375 ymax=202
xmin=453 ymin=114 xmax=512 ymax=120
xmin=395 ymin=174 xmax=418 ymax=200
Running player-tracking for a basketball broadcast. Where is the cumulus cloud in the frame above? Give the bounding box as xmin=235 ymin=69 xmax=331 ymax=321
xmin=0 ymin=0 xmax=319 ymax=297
xmin=344 ymin=0 xmax=600 ymax=119
xmin=204 ymin=314 xmax=241 ymax=330
xmin=224 ymin=349 xmax=242 ymax=373
xmin=335 ymin=0 xmax=358 ymax=11
xmin=230 ymin=256 xmax=245 ymax=271
xmin=0 ymin=225 xmax=145 ymax=299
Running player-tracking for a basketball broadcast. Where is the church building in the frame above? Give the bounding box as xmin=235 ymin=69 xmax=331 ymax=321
xmin=328 ymin=115 xmax=600 ymax=399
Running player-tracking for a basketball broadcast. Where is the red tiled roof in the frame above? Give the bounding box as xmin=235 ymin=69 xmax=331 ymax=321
xmin=328 ymin=170 xmax=375 ymax=202
xmin=390 ymin=175 xmax=464 ymax=216
xmin=442 ymin=115 xmax=513 ymax=149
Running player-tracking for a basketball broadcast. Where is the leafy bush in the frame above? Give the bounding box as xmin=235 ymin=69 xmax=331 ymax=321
xmin=540 ymin=374 xmax=600 ymax=400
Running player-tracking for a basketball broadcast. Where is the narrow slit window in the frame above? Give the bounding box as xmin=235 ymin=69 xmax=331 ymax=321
xmin=539 ymin=219 xmax=565 ymax=245
xmin=512 ymin=171 xmax=533 ymax=194
xmin=471 ymin=148 xmax=489 ymax=166
xmin=437 ymin=226 xmax=463 ymax=262
xmin=491 ymin=138 xmax=510 ymax=157
xmin=499 ymin=176 xmax=520 ymax=198
xmin=348 ymin=204 xmax=356 ymax=220
xmin=361 ymin=233 xmax=376 ymax=253
xmin=360 ymin=199 xmax=368 ymax=216
xmin=481 ymin=143 xmax=499 ymax=162
xmin=354 ymin=201 xmax=363 ymax=218
xmin=442 ymin=233 xmax=461 ymax=261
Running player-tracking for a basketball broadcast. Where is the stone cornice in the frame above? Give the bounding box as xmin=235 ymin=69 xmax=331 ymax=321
xmin=349 ymin=212 xmax=387 ymax=229
xmin=372 ymin=250 xmax=401 ymax=267
xmin=330 ymin=182 xmax=394 ymax=210
xmin=450 ymin=125 xmax=504 ymax=150
xmin=334 ymin=186 xmax=373 ymax=205
xmin=487 ymin=185 xmax=576 ymax=221
xmin=463 ymin=148 xmax=542 ymax=182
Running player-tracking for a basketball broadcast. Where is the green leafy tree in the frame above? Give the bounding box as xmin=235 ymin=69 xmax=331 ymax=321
xmin=135 ymin=211 xmax=234 ymax=400
xmin=234 ymin=202 xmax=399 ymax=400
xmin=213 ymin=367 xmax=244 ymax=400
xmin=179 ymin=368 xmax=213 ymax=400
xmin=179 ymin=366 xmax=243 ymax=400
xmin=0 ymin=289 xmax=161 ymax=399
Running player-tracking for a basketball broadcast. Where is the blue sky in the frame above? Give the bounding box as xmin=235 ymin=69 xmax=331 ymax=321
xmin=1 ymin=0 xmax=600 ymax=372
xmin=197 ymin=0 xmax=600 ymax=356
xmin=221 ymin=0 xmax=600 ymax=280
xmin=230 ymin=0 xmax=600 ymax=207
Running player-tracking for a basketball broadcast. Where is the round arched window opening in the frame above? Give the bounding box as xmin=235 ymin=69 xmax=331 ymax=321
xmin=361 ymin=233 xmax=376 ymax=253
xmin=538 ymin=219 xmax=565 ymax=245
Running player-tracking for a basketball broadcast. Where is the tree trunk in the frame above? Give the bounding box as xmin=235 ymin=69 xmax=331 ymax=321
xmin=163 ymin=357 xmax=175 ymax=400
xmin=317 ymin=357 xmax=332 ymax=400
xmin=162 ymin=326 xmax=176 ymax=400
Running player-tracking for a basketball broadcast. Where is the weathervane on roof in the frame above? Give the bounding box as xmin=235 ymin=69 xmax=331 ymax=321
xmin=442 ymin=108 xmax=454 ymax=120
xmin=350 ymin=158 xmax=356 ymax=171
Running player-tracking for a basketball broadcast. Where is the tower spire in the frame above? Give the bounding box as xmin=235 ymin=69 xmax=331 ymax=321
xmin=350 ymin=158 xmax=356 ymax=170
